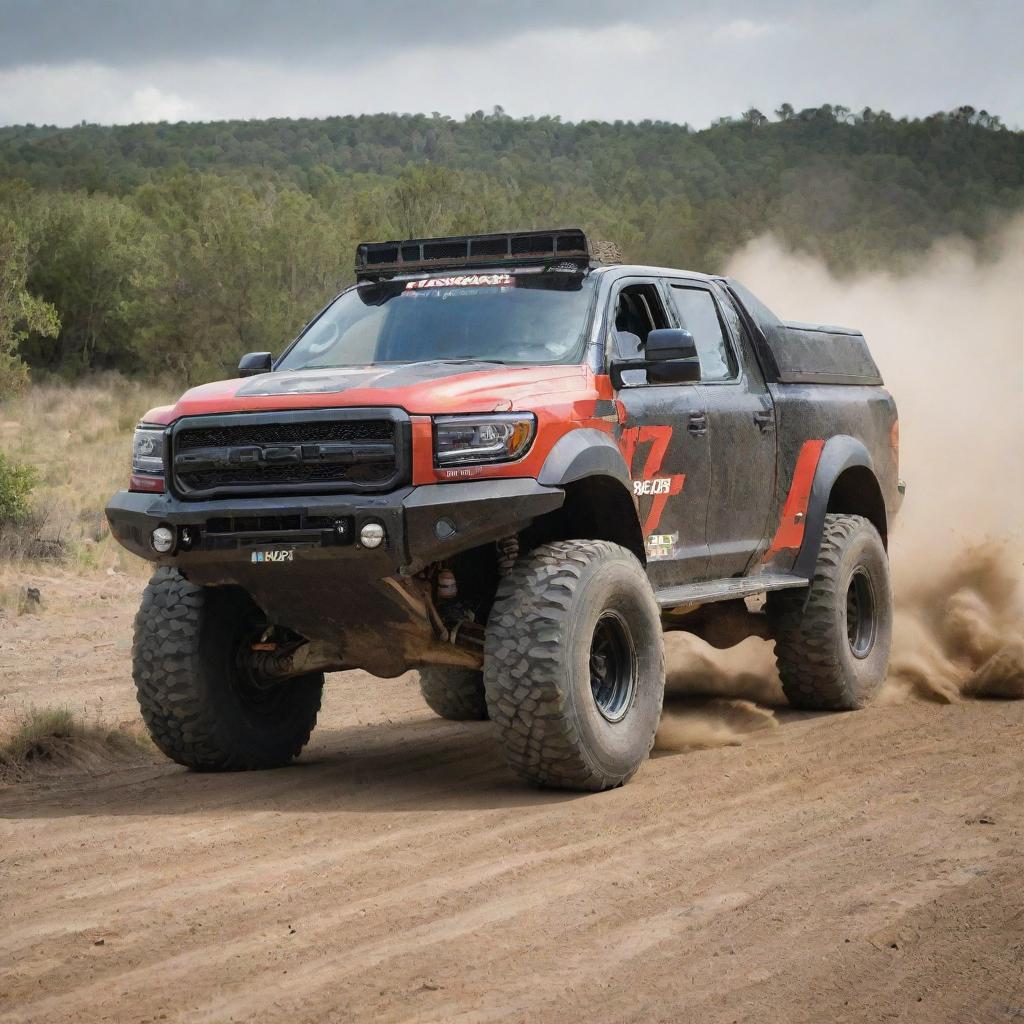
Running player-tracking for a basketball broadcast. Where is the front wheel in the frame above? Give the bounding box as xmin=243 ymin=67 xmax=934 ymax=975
xmin=132 ymin=568 xmax=323 ymax=770
xmin=768 ymin=513 xmax=893 ymax=710
xmin=484 ymin=540 xmax=665 ymax=791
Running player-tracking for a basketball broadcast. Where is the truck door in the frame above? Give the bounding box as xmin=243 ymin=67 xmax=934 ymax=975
xmin=609 ymin=278 xmax=712 ymax=587
xmin=663 ymin=278 xmax=777 ymax=578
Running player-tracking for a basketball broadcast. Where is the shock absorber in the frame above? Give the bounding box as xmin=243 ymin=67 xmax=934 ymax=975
xmin=496 ymin=534 xmax=519 ymax=575
xmin=437 ymin=567 xmax=457 ymax=600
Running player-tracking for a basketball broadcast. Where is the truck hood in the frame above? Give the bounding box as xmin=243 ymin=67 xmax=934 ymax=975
xmin=159 ymin=362 xmax=594 ymax=422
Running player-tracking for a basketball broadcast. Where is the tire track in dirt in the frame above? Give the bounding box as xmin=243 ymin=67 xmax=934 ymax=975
xmin=3 ymin=687 xmax=1022 ymax=1024
xmin=3 ymin=581 xmax=1024 ymax=1023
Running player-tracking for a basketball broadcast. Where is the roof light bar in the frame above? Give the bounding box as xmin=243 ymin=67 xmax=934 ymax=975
xmin=355 ymin=228 xmax=592 ymax=281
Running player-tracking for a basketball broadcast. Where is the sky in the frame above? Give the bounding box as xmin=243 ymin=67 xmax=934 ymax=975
xmin=0 ymin=0 xmax=1021 ymax=129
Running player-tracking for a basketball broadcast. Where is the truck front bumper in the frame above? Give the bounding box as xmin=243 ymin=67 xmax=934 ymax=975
xmin=105 ymin=478 xmax=564 ymax=579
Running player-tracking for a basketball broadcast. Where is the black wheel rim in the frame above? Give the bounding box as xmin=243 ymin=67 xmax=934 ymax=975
xmin=589 ymin=611 xmax=637 ymax=723
xmin=846 ymin=567 xmax=877 ymax=659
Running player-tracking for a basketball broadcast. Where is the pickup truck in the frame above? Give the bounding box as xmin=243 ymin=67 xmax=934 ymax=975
xmin=106 ymin=228 xmax=902 ymax=791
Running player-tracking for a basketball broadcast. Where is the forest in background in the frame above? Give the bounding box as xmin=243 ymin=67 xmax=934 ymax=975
xmin=1 ymin=103 xmax=1022 ymax=389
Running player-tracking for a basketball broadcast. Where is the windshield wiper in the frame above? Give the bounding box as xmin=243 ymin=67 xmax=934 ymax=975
xmin=431 ymin=358 xmax=511 ymax=365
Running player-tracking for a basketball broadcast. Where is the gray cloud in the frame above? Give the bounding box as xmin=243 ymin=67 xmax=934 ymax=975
xmin=0 ymin=0 xmax=1020 ymax=128
xmin=0 ymin=0 xmax=654 ymax=68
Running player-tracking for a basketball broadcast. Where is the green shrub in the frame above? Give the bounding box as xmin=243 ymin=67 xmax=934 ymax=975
xmin=0 ymin=450 xmax=36 ymax=526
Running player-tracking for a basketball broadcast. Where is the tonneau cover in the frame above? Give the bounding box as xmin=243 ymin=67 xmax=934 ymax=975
xmin=723 ymin=278 xmax=884 ymax=386
xmin=770 ymin=321 xmax=883 ymax=386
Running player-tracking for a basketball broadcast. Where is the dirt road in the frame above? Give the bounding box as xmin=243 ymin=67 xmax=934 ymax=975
xmin=2 ymin=574 xmax=1023 ymax=1023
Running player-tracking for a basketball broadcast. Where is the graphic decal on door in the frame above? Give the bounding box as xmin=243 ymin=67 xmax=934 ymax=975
xmin=619 ymin=425 xmax=686 ymax=552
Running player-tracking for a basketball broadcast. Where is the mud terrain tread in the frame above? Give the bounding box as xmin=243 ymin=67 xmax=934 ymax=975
xmin=418 ymin=667 xmax=488 ymax=721
xmin=484 ymin=539 xmax=663 ymax=791
xmin=769 ymin=514 xmax=883 ymax=711
xmin=132 ymin=567 xmax=321 ymax=770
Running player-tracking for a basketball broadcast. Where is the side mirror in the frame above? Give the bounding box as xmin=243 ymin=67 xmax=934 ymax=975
xmin=646 ymin=328 xmax=697 ymax=362
xmin=609 ymin=328 xmax=701 ymax=387
xmin=238 ymin=351 xmax=273 ymax=377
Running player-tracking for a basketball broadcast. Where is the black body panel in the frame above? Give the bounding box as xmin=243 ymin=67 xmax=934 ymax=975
xmin=617 ymin=382 xmax=711 ymax=585
xmin=694 ymin=281 xmax=776 ymax=578
xmin=536 ymin=428 xmax=633 ymax=491
xmin=765 ymin=383 xmax=899 ymax=575
xmin=106 ymin=478 xmax=563 ymax=578
xmin=604 ymin=273 xmax=712 ymax=584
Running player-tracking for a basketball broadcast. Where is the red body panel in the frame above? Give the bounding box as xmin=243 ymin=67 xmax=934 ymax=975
xmin=142 ymin=364 xmax=617 ymax=489
xmin=763 ymin=438 xmax=825 ymax=561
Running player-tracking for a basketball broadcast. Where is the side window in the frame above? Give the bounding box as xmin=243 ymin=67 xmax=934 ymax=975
xmin=612 ymin=282 xmax=669 ymax=357
xmin=668 ymin=285 xmax=737 ymax=382
xmin=715 ymin=287 xmax=746 ymax=342
xmin=610 ymin=283 xmax=670 ymax=385
xmin=714 ymin=284 xmax=760 ymax=370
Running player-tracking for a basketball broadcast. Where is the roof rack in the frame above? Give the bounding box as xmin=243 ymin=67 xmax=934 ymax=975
xmin=355 ymin=228 xmax=592 ymax=281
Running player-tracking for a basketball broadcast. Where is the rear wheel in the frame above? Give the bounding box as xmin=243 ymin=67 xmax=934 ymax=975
xmin=484 ymin=540 xmax=664 ymax=791
xmin=132 ymin=568 xmax=323 ymax=770
xmin=418 ymin=666 xmax=488 ymax=721
xmin=768 ymin=514 xmax=892 ymax=710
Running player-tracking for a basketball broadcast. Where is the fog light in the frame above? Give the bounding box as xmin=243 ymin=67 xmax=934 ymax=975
xmin=359 ymin=522 xmax=385 ymax=549
xmin=151 ymin=526 xmax=174 ymax=553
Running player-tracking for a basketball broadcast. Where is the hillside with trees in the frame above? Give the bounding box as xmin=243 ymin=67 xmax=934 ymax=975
xmin=0 ymin=104 xmax=1021 ymax=387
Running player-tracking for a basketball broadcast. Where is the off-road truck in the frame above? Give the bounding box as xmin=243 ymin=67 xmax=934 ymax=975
xmin=106 ymin=228 xmax=902 ymax=791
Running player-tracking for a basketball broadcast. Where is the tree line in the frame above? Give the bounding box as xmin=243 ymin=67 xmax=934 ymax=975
xmin=0 ymin=104 xmax=1021 ymax=391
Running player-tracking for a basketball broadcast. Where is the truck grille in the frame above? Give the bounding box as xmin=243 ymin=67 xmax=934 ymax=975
xmin=170 ymin=409 xmax=408 ymax=499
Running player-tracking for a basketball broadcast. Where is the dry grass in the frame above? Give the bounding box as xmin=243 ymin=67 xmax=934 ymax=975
xmin=0 ymin=706 xmax=153 ymax=783
xmin=0 ymin=373 xmax=177 ymax=573
xmin=0 ymin=580 xmax=44 ymax=615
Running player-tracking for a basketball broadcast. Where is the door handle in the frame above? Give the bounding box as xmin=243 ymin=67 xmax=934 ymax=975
xmin=687 ymin=412 xmax=707 ymax=437
xmin=753 ymin=410 xmax=774 ymax=433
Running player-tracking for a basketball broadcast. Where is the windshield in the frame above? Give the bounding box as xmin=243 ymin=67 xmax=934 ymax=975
xmin=276 ymin=271 xmax=596 ymax=371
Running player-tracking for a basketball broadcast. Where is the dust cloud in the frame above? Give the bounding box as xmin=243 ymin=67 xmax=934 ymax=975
xmin=729 ymin=215 xmax=1024 ymax=703
xmin=654 ymin=697 xmax=778 ymax=752
xmin=658 ymin=216 xmax=1024 ymax=748
xmin=657 ymin=635 xmax=784 ymax=750
xmin=728 ymin=214 xmax=1024 ymax=565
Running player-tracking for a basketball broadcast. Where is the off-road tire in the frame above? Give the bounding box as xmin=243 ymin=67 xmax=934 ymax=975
xmin=484 ymin=540 xmax=665 ymax=791
xmin=418 ymin=667 xmax=488 ymax=721
xmin=132 ymin=567 xmax=323 ymax=770
xmin=768 ymin=514 xmax=892 ymax=711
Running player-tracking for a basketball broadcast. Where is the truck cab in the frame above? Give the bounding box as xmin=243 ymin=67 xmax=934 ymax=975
xmin=108 ymin=228 xmax=901 ymax=791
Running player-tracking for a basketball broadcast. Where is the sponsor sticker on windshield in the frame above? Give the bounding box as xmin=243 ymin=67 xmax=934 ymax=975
xmin=404 ymin=273 xmax=514 ymax=291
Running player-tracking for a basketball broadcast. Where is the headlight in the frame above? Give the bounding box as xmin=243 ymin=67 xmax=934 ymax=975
xmin=131 ymin=425 xmax=166 ymax=477
xmin=433 ymin=414 xmax=536 ymax=467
